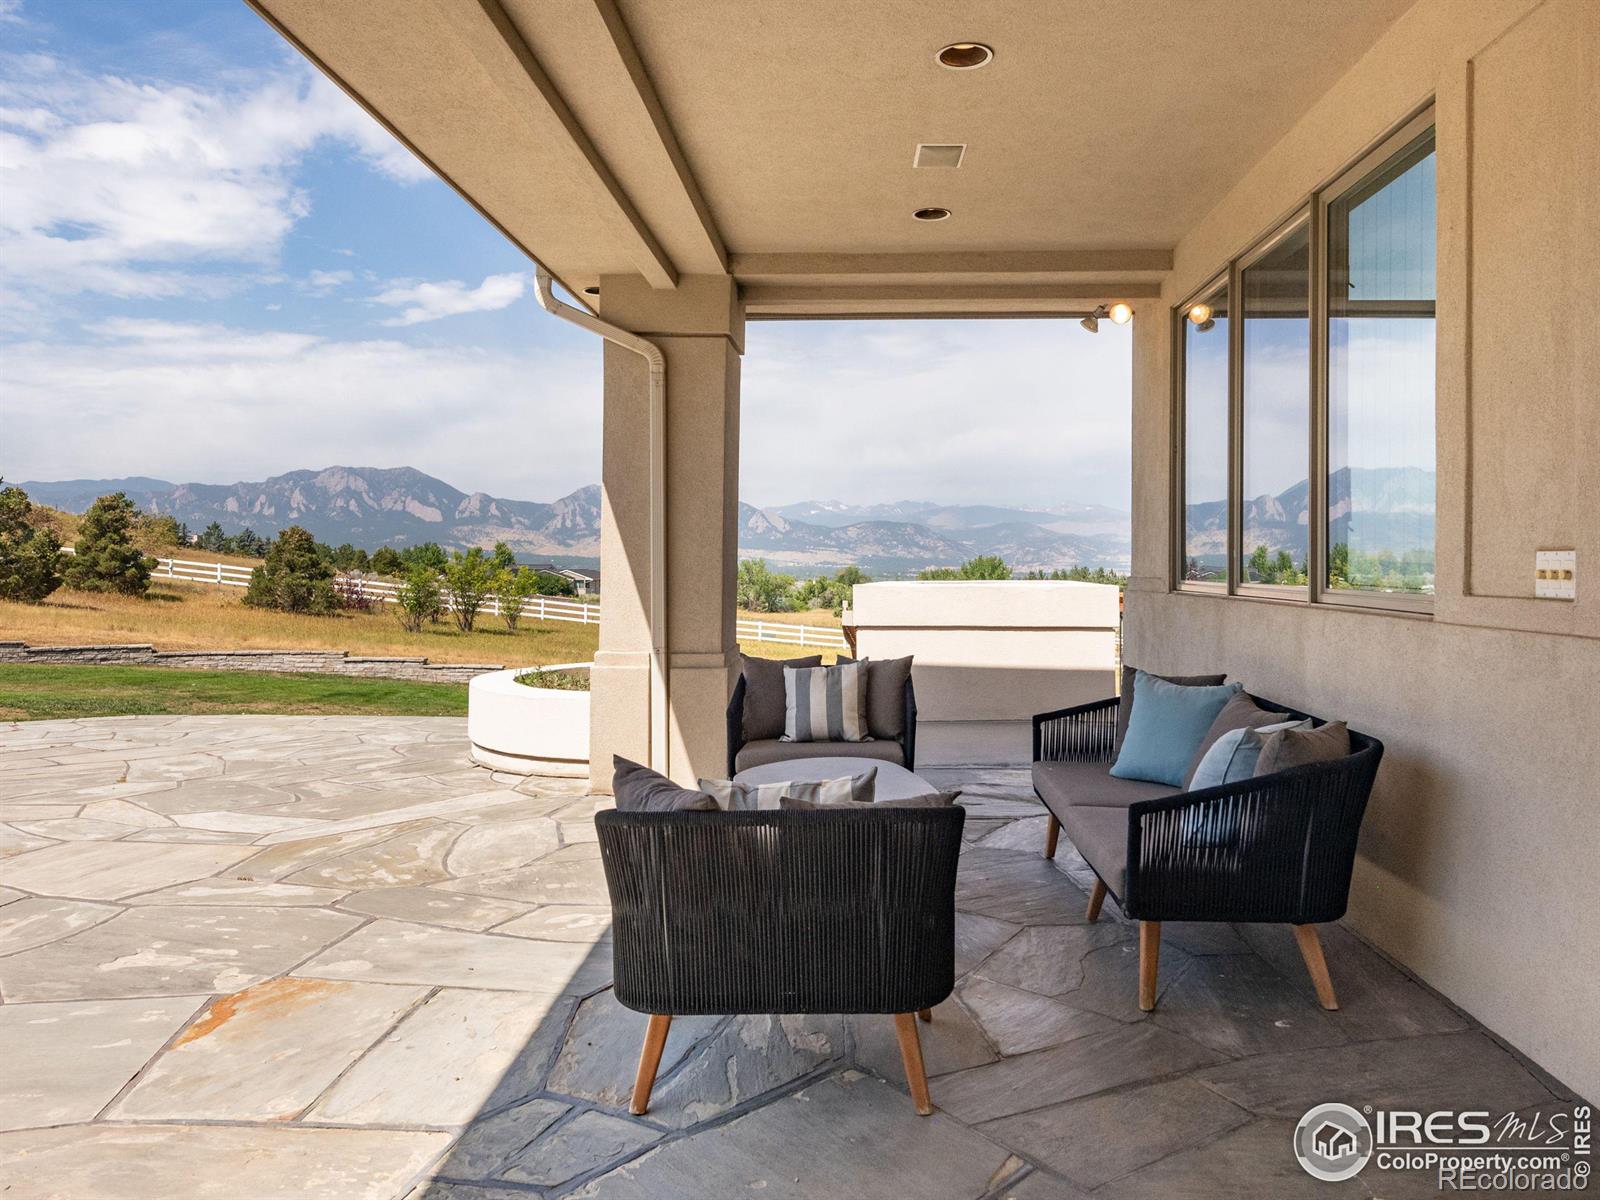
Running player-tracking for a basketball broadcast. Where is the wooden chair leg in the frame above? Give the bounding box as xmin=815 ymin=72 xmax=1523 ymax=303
xmin=892 ymin=1013 xmax=933 ymax=1116
xmin=1044 ymin=813 xmax=1061 ymax=859
xmin=917 ymin=1008 xmax=932 ymax=1022
xmin=1138 ymin=921 xmax=1161 ymax=1011
xmin=1086 ymin=878 xmax=1107 ymax=923
xmin=630 ymin=1014 xmax=672 ymax=1115
xmin=1292 ymin=924 xmax=1340 ymax=1010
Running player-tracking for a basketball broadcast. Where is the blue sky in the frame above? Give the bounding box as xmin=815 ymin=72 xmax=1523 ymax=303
xmin=0 ymin=0 xmax=1132 ymax=512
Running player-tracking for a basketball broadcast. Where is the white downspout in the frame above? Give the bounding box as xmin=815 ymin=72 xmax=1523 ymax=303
xmin=534 ymin=269 xmax=670 ymax=776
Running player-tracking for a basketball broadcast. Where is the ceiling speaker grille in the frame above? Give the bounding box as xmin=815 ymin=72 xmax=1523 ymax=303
xmin=913 ymin=143 xmax=966 ymax=169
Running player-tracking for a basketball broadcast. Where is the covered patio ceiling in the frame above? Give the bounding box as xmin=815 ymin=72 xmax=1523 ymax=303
xmin=247 ymin=0 xmax=1415 ymax=316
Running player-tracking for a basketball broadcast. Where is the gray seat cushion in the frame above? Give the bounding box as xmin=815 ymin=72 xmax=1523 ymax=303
xmin=1059 ymin=803 xmax=1130 ymax=896
xmin=1032 ymin=759 xmax=1178 ymax=815
xmin=735 ymin=755 xmax=930 ymax=801
xmin=734 ymin=738 xmax=905 ymax=773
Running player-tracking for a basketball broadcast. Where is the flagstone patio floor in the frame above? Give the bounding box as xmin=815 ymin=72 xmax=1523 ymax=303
xmin=0 ymin=716 xmax=1580 ymax=1199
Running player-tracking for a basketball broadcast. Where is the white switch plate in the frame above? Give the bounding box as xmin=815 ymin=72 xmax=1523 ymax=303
xmin=1535 ymin=549 xmax=1576 ymax=600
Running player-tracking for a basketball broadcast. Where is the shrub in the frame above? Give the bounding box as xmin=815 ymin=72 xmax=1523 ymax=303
xmin=441 ymin=547 xmax=495 ymax=632
xmin=62 ymin=493 xmax=153 ymax=596
xmin=394 ymin=566 xmax=443 ymax=632
xmin=515 ymin=667 xmax=591 ymax=692
xmin=331 ymin=570 xmax=383 ymax=612
xmin=243 ymin=525 xmax=337 ymax=614
xmin=533 ymin=570 xmax=575 ymax=597
xmin=494 ymin=567 xmax=540 ymax=631
xmin=737 ymin=558 xmax=798 ymax=612
xmin=370 ymin=546 xmax=404 ymax=577
xmin=919 ymin=555 xmax=1011 ymax=582
xmin=400 ymin=542 xmax=449 ymax=572
xmin=0 ymin=484 xmax=65 ymax=603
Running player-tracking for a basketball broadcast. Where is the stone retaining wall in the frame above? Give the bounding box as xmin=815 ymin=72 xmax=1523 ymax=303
xmin=0 ymin=642 xmax=501 ymax=685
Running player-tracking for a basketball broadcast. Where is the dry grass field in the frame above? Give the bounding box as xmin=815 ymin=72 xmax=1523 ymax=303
xmin=1 ymin=579 xmax=598 ymax=666
xmin=1 ymin=581 xmax=847 ymax=666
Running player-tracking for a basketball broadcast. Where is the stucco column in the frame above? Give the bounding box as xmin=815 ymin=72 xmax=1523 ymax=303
xmin=590 ymin=274 xmax=742 ymax=787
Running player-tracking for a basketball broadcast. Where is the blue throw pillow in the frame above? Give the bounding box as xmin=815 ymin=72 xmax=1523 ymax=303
xmin=1109 ymin=672 xmax=1243 ymax=786
xmin=1187 ymin=719 xmax=1309 ymax=791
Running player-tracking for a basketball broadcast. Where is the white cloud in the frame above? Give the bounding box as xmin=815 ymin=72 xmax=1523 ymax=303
xmin=371 ymin=272 xmax=527 ymax=326
xmin=304 ymin=268 xmax=353 ymax=294
xmin=742 ymin=320 xmax=1133 ymax=511
xmin=0 ymin=54 xmax=428 ymax=303
xmin=2 ymin=318 xmax=601 ymax=499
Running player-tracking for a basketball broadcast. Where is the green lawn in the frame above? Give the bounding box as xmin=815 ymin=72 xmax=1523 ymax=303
xmin=0 ymin=665 xmax=468 ymax=722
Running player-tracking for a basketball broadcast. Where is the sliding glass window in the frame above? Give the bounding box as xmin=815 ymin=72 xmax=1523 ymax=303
xmin=1239 ymin=220 xmax=1311 ymax=592
xmin=1179 ymin=281 xmax=1229 ymax=584
xmin=1325 ymin=126 xmax=1436 ymax=598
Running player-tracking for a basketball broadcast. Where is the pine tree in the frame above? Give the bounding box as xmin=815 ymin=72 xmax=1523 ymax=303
xmin=0 ymin=484 xmax=64 ymax=603
xmin=62 ymin=493 xmax=152 ymax=596
xmin=243 ymin=525 xmax=336 ymax=614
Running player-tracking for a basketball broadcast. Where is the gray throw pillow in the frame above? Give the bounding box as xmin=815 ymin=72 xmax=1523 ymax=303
xmin=740 ymin=653 xmax=822 ymax=742
xmin=1181 ymin=692 xmax=1292 ymax=787
xmin=1254 ymin=721 xmax=1351 ymax=776
xmin=698 ymin=768 xmax=876 ymax=811
xmin=780 ymin=789 xmax=959 ymax=811
xmin=1116 ymin=666 xmax=1227 ymax=749
xmin=612 ymin=756 xmax=718 ymax=812
xmin=857 ymin=656 xmax=914 ymax=740
xmin=782 ymin=660 xmax=870 ymax=743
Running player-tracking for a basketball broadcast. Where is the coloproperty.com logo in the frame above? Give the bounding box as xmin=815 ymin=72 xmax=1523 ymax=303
xmin=1294 ymin=1101 xmax=1592 ymax=1191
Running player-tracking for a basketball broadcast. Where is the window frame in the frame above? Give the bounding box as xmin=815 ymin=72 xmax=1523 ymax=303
xmin=1171 ymin=103 xmax=1437 ymax=614
xmin=1172 ymin=270 xmax=1231 ymax=594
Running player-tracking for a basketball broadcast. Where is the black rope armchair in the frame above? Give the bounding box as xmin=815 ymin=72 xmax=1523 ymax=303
xmin=726 ymin=673 xmax=917 ymax=777
xmin=1032 ymin=694 xmax=1383 ymax=1012
xmin=595 ymin=806 xmax=964 ymax=1116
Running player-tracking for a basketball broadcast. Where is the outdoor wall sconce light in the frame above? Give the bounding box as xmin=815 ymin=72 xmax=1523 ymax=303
xmin=1187 ymin=302 xmax=1212 ymax=324
xmin=1109 ymin=302 xmax=1134 ymax=325
xmin=1080 ymin=305 xmax=1107 ymax=333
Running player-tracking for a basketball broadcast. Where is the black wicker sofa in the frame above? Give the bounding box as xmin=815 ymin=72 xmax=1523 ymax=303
xmin=1031 ymin=692 xmax=1383 ymax=1013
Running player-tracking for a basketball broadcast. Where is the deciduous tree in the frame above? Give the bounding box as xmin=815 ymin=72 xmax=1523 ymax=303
xmin=0 ymin=484 xmax=64 ymax=603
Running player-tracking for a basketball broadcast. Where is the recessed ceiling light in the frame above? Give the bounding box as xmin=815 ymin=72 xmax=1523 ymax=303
xmin=913 ymin=207 xmax=952 ymax=222
xmin=583 ymin=286 xmax=600 ymax=296
xmin=937 ymin=42 xmax=993 ymax=69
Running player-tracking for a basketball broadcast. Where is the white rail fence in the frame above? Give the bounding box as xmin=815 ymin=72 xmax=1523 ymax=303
xmin=139 ymin=555 xmax=850 ymax=649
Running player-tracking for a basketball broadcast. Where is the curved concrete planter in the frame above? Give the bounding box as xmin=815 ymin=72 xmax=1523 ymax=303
xmin=468 ymin=665 xmax=591 ymax=778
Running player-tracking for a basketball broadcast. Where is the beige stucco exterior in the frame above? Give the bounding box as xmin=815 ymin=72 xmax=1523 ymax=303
xmin=1127 ymin=0 xmax=1599 ymax=1101
xmin=250 ymin=0 xmax=1599 ymax=1100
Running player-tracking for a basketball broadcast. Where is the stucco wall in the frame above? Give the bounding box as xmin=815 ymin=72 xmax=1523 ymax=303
xmin=1126 ymin=0 xmax=1599 ymax=1100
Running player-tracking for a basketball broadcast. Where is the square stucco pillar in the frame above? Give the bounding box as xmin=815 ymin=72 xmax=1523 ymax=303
xmin=590 ymin=274 xmax=742 ymax=788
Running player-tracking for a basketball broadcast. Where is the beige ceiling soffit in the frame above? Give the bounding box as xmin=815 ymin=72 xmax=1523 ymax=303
xmin=589 ymin=0 xmax=727 ymax=272
xmin=433 ymin=0 xmax=679 ymax=290
xmin=731 ymin=250 xmax=1174 ymax=280
xmin=743 ymin=282 xmax=1162 ymax=318
xmin=243 ymin=0 xmax=595 ymax=314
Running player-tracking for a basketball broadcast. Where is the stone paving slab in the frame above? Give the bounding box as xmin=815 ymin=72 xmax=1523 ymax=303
xmin=567 ymin=1071 xmax=1019 ymax=1200
xmin=109 ymin=978 xmax=428 ymax=1122
xmin=0 ymin=904 xmax=361 ymax=1002
xmin=308 ymin=988 xmax=576 ymax=1126
xmin=295 ymin=919 xmax=612 ymax=994
xmin=0 ymin=897 xmax=121 ymax=956
xmin=0 ymin=996 xmax=205 ymax=1131
xmin=0 ymin=1123 xmax=453 ymax=1200
xmin=0 ymin=841 xmax=256 ymax=900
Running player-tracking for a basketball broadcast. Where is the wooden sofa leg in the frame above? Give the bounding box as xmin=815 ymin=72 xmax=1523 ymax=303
xmin=1044 ymin=813 xmax=1061 ymax=859
xmin=630 ymin=1014 xmax=672 ymax=1115
xmin=1292 ymin=924 xmax=1340 ymax=1010
xmin=893 ymin=1013 xmax=933 ymax=1115
xmin=1138 ymin=921 xmax=1161 ymax=1011
xmin=917 ymin=1008 xmax=932 ymax=1022
xmin=1086 ymin=879 xmax=1107 ymax=923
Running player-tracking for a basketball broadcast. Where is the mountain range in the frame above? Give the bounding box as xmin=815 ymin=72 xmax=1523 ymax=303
xmin=17 ymin=466 xmax=1132 ymax=576
xmin=1184 ymin=466 xmax=1436 ymax=568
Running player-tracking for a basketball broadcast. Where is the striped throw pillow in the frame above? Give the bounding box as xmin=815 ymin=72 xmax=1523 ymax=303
xmin=781 ymin=660 xmax=869 ymax=743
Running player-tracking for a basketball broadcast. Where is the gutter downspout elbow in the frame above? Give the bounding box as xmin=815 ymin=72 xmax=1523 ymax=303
xmin=534 ymin=269 xmax=670 ymax=777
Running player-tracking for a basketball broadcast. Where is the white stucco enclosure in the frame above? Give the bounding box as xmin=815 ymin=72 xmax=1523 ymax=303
xmin=467 ymin=667 xmax=591 ymax=777
xmin=844 ymin=581 xmax=1120 ymax=723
